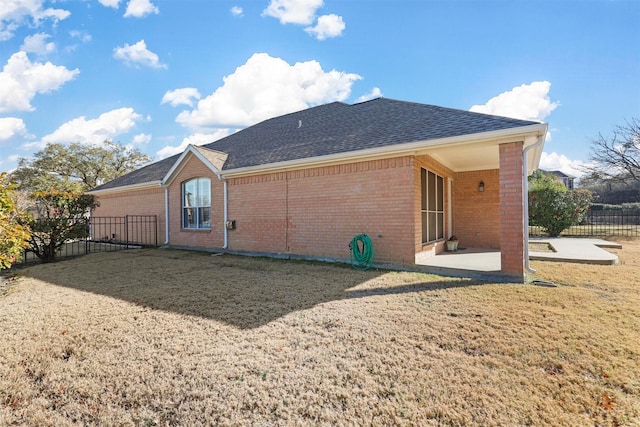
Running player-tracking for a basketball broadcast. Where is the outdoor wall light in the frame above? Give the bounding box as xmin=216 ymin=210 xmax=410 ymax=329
xmin=478 ymin=181 xmax=485 ymax=192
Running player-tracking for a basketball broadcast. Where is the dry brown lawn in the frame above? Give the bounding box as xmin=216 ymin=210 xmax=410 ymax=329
xmin=1 ymin=240 xmax=639 ymax=426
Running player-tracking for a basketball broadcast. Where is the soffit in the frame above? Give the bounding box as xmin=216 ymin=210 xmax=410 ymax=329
xmin=426 ymin=142 xmax=500 ymax=172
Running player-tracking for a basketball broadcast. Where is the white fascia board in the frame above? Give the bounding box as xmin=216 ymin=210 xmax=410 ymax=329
xmin=87 ymin=180 xmax=163 ymax=196
xmin=221 ymin=123 xmax=548 ymax=178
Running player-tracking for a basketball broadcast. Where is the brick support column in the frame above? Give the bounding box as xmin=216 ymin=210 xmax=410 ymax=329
xmin=499 ymin=141 xmax=525 ymax=281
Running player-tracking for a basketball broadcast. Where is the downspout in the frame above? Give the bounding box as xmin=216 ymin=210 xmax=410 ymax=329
xmin=522 ymin=134 xmax=545 ymax=273
xmin=163 ymin=184 xmax=169 ymax=245
xmin=223 ymin=180 xmax=228 ymax=250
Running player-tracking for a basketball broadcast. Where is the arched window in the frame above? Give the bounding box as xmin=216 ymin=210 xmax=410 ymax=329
xmin=182 ymin=178 xmax=211 ymax=229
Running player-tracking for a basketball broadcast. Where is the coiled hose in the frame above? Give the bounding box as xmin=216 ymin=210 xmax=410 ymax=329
xmin=349 ymin=234 xmax=374 ymax=270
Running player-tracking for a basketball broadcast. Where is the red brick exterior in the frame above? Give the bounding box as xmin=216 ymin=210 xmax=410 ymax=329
xmin=499 ymin=141 xmax=525 ymax=277
xmin=228 ymin=157 xmax=417 ymax=263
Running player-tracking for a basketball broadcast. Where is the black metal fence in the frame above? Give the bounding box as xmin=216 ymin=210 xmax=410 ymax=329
xmin=90 ymin=215 xmax=158 ymax=247
xmin=17 ymin=215 xmax=158 ymax=266
xmin=529 ymin=208 xmax=640 ymax=238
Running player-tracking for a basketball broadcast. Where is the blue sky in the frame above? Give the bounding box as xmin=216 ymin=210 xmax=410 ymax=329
xmin=1 ymin=0 xmax=639 ymax=178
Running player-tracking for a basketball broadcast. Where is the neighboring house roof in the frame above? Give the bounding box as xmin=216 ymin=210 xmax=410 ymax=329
xmin=545 ymin=170 xmax=576 ymax=179
xmin=91 ymin=98 xmax=544 ymax=192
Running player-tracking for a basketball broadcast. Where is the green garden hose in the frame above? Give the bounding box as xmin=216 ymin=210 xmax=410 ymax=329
xmin=349 ymin=234 xmax=374 ymax=270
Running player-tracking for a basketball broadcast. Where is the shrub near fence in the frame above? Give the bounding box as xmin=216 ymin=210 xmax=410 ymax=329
xmin=529 ymin=207 xmax=640 ymax=238
xmin=17 ymin=215 xmax=158 ymax=266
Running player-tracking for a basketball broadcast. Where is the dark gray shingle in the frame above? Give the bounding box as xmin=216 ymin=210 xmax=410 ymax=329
xmin=93 ymin=98 xmax=538 ymax=191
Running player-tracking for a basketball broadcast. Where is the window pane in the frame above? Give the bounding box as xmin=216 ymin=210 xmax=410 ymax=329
xmin=421 ymin=169 xmax=427 ymax=210
xmin=428 ymin=212 xmax=436 ymax=242
xmin=437 ymin=176 xmax=444 ymax=211
xmin=183 ymin=207 xmax=196 ymax=228
xmin=428 ymin=171 xmax=436 ymax=210
xmin=422 ymin=212 xmax=428 ymax=243
xmin=437 ymin=213 xmax=444 ymax=240
xmin=184 ymin=180 xmax=197 ymax=207
xmin=198 ymin=179 xmax=211 ymax=207
xmin=199 ymin=207 xmax=211 ymax=228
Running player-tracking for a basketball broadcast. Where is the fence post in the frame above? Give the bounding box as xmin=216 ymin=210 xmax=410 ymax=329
xmin=85 ymin=217 xmax=89 ymax=255
xmin=125 ymin=215 xmax=129 ymax=248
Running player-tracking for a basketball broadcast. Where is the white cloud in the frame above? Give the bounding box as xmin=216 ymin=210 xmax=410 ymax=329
xmin=132 ymin=133 xmax=151 ymax=145
xmin=356 ymin=87 xmax=382 ymax=103
xmin=231 ymin=6 xmax=243 ymax=17
xmin=124 ymin=0 xmax=159 ymax=18
xmin=0 ymin=51 xmax=79 ymax=113
xmin=113 ymin=40 xmax=167 ymax=69
xmin=98 ymin=0 xmax=121 ymax=8
xmin=263 ymin=0 xmax=323 ymax=25
xmin=156 ymin=130 xmax=232 ymax=159
xmin=161 ymin=88 xmax=201 ymax=107
xmin=176 ymin=53 xmax=361 ymax=130
xmin=0 ymin=117 xmax=30 ymax=142
xmin=305 ymin=14 xmax=345 ymax=40
xmin=34 ymin=107 xmax=142 ymax=148
xmin=539 ymin=152 xmax=591 ymax=178
xmin=69 ymin=30 xmax=92 ymax=43
xmin=0 ymin=0 xmax=70 ymax=41
xmin=21 ymin=32 xmax=55 ymax=55
xmin=470 ymin=81 xmax=559 ymax=122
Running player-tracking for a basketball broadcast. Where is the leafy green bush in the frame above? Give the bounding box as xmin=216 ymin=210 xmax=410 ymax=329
xmin=528 ymin=173 xmax=593 ymax=237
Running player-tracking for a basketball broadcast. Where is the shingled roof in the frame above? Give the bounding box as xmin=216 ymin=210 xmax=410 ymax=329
xmin=92 ymin=98 xmax=539 ymax=191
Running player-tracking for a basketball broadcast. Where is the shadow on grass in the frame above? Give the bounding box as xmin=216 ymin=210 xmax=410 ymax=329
xmin=19 ymin=249 xmax=484 ymax=329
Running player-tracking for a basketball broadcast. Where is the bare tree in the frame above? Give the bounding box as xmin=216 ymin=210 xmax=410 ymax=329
xmin=584 ymin=118 xmax=640 ymax=185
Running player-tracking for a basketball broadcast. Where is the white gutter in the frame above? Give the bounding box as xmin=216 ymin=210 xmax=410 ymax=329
xmin=522 ymin=134 xmax=546 ymax=274
xmin=223 ymin=180 xmax=229 ymax=250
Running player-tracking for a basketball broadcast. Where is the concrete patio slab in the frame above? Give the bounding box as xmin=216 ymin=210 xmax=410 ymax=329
xmin=418 ymin=247 xmax=501 ymax=272
xmin=529 ymin=237 xmax=620 ymax=265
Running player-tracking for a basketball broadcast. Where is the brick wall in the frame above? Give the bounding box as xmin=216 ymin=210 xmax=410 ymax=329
xmin=228 ymin=157 xmax=416 ymax=263
xmin=227 ymin=173 xmax=288 ymax=252
xmin=499 ymin=141 xmax=525 ymax=277
xmin=452 ymin=169 xmax=501 ymax=249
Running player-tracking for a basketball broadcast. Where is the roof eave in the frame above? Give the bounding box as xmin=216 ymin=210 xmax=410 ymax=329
xmin=87 ymin=180 xmax=163 ymax=196
xmin=221 ymin=123 xmax=548 ymax=178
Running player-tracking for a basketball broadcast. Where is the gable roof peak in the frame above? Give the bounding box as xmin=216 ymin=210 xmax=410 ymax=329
xmin=162 ymin=144 xmax=228 ymax=185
